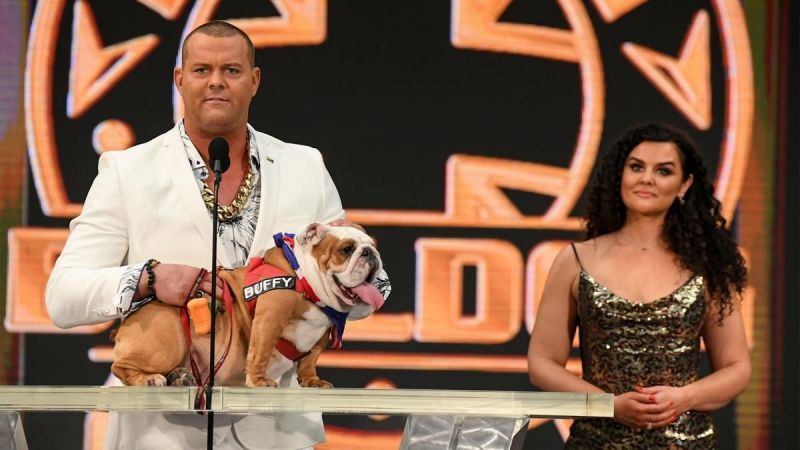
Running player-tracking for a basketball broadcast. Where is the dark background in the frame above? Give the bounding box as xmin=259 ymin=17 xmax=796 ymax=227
xmin=774 ymin=0 xmax=799 ymax=447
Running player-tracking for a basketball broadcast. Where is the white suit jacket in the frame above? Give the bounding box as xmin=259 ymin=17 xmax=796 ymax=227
xmin=46 ymin=124 xmax=345 ymax=449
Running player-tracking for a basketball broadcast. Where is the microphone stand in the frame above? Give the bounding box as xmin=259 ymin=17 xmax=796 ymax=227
xmin=207 ymin=162 xmax=222 ymax=450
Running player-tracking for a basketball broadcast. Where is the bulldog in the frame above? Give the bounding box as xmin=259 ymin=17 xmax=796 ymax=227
xmin=111 ymin=223 xmax=386 ymax=389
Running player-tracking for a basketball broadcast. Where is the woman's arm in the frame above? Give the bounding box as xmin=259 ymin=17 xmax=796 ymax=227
xmin=527 ymin=244 xmax=601 ymax=393
xmin=689 ymin=296 xmax=751 ymax=410
xmin=638 ymin=295 xmax=751 ymax=413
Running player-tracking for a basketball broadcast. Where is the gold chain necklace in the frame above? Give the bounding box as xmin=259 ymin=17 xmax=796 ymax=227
xmin=202 ymin=163 xmax=255 ymax=223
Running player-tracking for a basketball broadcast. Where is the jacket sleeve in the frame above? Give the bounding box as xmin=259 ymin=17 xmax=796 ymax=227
xmin=45 ymin=152 xmax=131 ymax=328
xmin=312 ymin=149 xmax=346 ymax=224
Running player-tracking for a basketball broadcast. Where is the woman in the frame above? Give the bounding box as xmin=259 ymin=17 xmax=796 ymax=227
xmin=528 ymin=122 xmax=750 ymax=448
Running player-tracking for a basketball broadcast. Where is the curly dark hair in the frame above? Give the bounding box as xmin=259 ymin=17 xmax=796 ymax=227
xmin=584 ymin=122 xmax=747 ymax=322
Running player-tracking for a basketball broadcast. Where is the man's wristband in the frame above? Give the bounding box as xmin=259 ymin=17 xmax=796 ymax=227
xmin=144 ymin=259 xmax=160 ymax=299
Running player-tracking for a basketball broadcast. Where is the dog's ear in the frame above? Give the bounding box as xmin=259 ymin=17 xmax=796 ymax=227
xmin=296 ymin=222 xmax=328 ymax=246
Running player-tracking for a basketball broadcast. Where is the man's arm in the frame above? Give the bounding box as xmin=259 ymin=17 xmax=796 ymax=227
xmin=313 ymin=150 xmax=346 ymax=224
xmin=45 ymin=153 xmax=132 ymax=327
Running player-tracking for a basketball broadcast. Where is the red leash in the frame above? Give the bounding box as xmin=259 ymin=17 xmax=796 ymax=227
xmin=180 ymin=268 xmax=236 ymax=413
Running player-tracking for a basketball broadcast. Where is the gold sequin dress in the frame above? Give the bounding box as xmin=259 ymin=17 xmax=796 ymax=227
xmin=565 ymin=245 xmax=716 ymax=449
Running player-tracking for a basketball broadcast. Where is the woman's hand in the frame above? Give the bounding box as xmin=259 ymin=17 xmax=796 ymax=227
xmin=613 ymin=390 xmax=677 ymax=430
xmin=635 ymin=385 xmax=692 ymax=417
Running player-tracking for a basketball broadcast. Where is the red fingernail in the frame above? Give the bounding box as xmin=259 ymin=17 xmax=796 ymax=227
xmin=648 ymin=395 xmax=655 ymax=401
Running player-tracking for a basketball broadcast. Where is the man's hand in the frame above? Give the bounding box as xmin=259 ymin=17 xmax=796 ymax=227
xmin=137 ymin=263 xmax=223 ymax=307
xmin=328 ymin=218 xmax=365 ymax=232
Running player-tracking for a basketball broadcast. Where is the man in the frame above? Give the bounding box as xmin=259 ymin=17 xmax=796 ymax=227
xmin=46 ymin=21 xmax=359 ymax=449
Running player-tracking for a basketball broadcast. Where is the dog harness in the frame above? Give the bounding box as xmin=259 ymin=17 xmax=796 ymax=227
xmin=241 ymin=233 xmax=349 ymax=360
xmin=179 ymin=233 xmax=350 ymax=409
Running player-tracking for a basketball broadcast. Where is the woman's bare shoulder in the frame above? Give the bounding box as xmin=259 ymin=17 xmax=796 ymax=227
xmin=570 ymin=235 xmax=616 ymax=268
xmin=553 ymin=237 xmax=606 ymax=273
xmin=571 ymin=235 xmax=611 ymax=254
xmin=548 ymin=242 xmax=581 ymax=274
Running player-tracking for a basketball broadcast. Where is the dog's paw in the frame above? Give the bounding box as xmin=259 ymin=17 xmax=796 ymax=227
xmin=299 ymin=376 xmax=333 ymax=388
xmin=143 ymin=374 xmax=167 ymax=387
xmin=246 ymin=376 xmax=278 ymax=388
xmin=166 ymin=367 xmax=196 ymax=387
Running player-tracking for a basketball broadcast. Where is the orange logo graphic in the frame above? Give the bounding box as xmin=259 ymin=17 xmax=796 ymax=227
xmin=13 ymin=1 xmax=754 ymax=448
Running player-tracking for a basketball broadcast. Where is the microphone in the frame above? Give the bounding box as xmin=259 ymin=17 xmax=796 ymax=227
xmin=206 ymin=136 xmax=229 ymax=449
xmin=208 ymin=137 xmax=230 ymax=174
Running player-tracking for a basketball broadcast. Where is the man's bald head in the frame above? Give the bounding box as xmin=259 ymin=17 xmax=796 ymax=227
xmin=181 ymin=21 xmax=255 ymax=67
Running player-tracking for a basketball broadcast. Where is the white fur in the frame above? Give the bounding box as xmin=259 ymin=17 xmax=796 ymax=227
xmin=290 ymin=307 xmax=331 ymax=350
xmin=293 ymin=224 xmax=382 ymax=317
xmin=265 ymin=307 xmax=330 ymax=381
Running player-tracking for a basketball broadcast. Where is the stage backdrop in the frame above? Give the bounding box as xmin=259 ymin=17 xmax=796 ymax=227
xmin=1 ymin=0 xmax=778 ymax=449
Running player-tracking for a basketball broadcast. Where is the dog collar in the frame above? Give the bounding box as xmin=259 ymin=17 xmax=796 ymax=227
xmin=272 ymin=233 xmax=322 ymax=304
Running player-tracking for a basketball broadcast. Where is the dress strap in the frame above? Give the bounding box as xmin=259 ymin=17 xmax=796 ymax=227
xmin=570 ymin=243 xmax=585 ymax=271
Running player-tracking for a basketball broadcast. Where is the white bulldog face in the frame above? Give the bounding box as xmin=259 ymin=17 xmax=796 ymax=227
xmin=296 ymin=223 xmax=385 ymax=316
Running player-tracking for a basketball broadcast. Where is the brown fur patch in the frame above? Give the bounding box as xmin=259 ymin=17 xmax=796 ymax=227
xmin=311 ymin=235 xmax=354 ymax=272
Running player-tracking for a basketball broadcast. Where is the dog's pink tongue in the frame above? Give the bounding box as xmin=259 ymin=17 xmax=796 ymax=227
xmin=352 ymin=282 xmax=385 ymax=310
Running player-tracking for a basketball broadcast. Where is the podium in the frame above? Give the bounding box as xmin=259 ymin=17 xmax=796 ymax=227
xmin=0 ymin=386 xmax=612 ymax=449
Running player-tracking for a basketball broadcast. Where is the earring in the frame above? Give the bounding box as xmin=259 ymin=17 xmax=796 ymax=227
xmin=678 ymin=195 xmax=685 ymax=205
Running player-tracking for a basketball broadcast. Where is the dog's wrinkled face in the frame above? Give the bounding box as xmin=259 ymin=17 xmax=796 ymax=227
xmin=296 ymin=224 xmax=385 ymax=315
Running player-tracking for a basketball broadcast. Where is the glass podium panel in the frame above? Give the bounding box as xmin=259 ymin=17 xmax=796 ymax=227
xmin=0 ymin=387 xmax=612 ymax=449
xmin=399 ymin=415 xmax=529 ymax=450
xmin=0 ymin=411 xmax=28 ymax=450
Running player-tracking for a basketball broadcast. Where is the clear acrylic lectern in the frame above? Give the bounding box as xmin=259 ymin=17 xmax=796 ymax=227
xmin=0 ymin=386 xmax=612 ymax=450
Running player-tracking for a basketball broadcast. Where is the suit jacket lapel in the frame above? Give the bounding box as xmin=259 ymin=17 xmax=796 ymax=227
xmin=156 ymin=125 xmax=224 ymax=265
xmin=249 ymin=131 xmax=281 ymax=258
